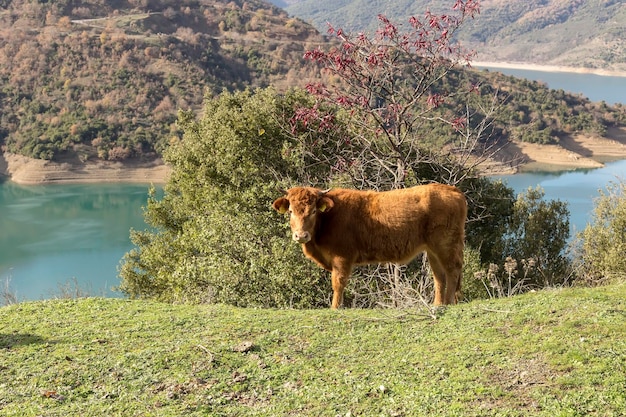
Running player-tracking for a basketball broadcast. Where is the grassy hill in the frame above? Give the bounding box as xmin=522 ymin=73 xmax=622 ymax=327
xmin=1 ymin=284 xmax=624 ymax=416
xmin=282 ymin=0 xmax=626 ymax=72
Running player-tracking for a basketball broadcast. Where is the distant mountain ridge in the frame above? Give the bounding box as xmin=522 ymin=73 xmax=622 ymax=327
xmin=280 ymin=0 xmax=626 ymax=73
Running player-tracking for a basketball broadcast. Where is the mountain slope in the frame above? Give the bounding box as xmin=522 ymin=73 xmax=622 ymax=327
xmin=463 ymin=0 xmax=626 ymax=70
xmin=0 ymin=0 xmax=325 ymax=162
xmin=281 ymin=0 xmax=626 ymax=72
xmin=1 ymin=0 xmax=625 ymax=170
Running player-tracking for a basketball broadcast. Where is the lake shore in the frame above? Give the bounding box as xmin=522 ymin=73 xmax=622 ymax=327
xmin=3 ymin=127 xmax=626 ymax=183
xmin=0 ymin=152 xmax=170 ymax=185
xmin=473 ymin=127 xmax=626 ymax=175
xmin=4 ymin=131 xmax=626 ymax=183
xmin=472 ymin=61 xmax=626 ymax=78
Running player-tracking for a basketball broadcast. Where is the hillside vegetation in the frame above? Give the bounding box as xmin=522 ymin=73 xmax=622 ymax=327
xmin=1 ymin=0 xmax=626 ymax=165
xmin=1 ymin=284 xmax=624 ymax=416
xmin=0 ymin=0 xmax=325 ymax=162
xmin=0 ymin=0 xmax=624 ymax=166
xmin=283 ymin=0 xmax=626 ymax=72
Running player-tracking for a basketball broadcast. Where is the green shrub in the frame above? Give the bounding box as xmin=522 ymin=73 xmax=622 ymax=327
xmin=119 ymin=87 xmax=340 ymax=307
xmin=459 ymin=246 xmax=487 ymax=301
xmin=464 ymin=185 xmax=572 ymax=299
xmin=574 ymin=180 xmax=626 ymax=285
xmin=119 ymin=87 xmax=575 ymax=307
xmin=503 ymin=186 xmax=571 ymax=288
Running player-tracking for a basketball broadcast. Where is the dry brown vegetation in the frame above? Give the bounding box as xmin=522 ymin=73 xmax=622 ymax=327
xmin=285 ymin=0 xmax=626 ymax=73
xmin=0 ymin=0 xmax=326 ymax=162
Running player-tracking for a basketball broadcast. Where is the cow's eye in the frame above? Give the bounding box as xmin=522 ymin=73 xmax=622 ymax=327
xmin=310 ymin=208 xmax=317 ymax=215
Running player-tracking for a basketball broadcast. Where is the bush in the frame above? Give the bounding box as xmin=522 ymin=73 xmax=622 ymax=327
xmin=503 ymin=186 xmax=571 ymax=289
xmin=573 ymin=180 xmax=626 ymax=285
xmin=460 ymin=246 xmax=490 ymax=301
xmin=462 ymin=185 xmax=572 ymax=300
xmin=462 ymin=176 xmax=516 ymax=266
xmin=119 ymin=87 xmax=575 ymax=307
xmin=119 ymin=87 xmax=342 ymax=307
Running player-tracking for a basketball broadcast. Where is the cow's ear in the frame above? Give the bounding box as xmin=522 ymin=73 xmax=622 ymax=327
xmin=318 ymin=196 xmax=334 ymax=213
xmin=272 ymin=197 xmax=290 ymax=214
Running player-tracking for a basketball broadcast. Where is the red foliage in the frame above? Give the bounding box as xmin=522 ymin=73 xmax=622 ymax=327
xmin=296 ymin=1 xmax=482 ymax=187
xmin=302 ymin=2 xmax=480 ymax=114
xmin=290 ymin=104 xmax=336 ymax=134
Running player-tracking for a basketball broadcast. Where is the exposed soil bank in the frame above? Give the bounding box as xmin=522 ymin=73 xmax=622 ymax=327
xmin=3 ymin=127 xmax=626 ymax=183
xmin=474 ymin=128 xmax=626 ymax=175
xmin=0 ymin=153 xmax=170 ymax=185
xmin=473 ymin=61 xmax=626 ymax=78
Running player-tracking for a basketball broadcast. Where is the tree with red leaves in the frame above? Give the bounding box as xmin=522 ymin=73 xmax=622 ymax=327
xmin=293 ymin=0 xmax=501 ymax=191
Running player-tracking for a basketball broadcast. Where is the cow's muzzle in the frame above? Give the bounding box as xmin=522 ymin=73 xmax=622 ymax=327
xmin=292 ymin=231 xmax=311 ymax=243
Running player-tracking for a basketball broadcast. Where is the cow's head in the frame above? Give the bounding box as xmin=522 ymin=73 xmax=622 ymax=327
xmin=272 ymin=187 xmax=334 ymax=243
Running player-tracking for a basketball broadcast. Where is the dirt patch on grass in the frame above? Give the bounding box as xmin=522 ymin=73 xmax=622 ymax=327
xmin=477 ymin=357 xmax=559 ymax=412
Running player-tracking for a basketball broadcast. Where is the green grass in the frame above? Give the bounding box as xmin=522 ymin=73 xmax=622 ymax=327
xmin=1 ymin=284 xmax=625 ymax=416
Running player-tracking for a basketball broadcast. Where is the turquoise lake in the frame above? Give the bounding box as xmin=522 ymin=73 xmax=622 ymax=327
xmin=498 ymin=159 xmax=626 ymax=236
xmin=2 ymin=160 xmax=624 ymax=302
xmin=475 ymin=66 xmax=626 ymax=105
xmin=0 ymin=183 xmax=156 ymax=301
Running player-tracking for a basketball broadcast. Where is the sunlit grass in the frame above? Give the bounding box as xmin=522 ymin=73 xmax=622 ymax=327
xmin=1 ymin=283 xmax=624 ymax=416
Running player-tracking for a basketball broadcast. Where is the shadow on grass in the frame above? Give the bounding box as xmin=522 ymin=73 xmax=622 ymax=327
xmin=0 ymin=333 xmax=53 ymax=349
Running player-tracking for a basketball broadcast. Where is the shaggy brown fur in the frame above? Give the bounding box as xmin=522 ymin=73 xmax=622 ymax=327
xmin=272 ymin=184 xmax=467 ymax=308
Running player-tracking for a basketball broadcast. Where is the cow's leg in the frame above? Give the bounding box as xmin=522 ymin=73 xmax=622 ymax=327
xmin=427 ymin=251 xmax=448 ymax=305
xmin=330 ymin=259 xmax=352 ymax=309
xmin=428 ymin=245 xmax=463 ymax=305
xmin=445 ymin=243 xmax=464 ymax=303
xmin=449 ymin=248 xmax=464 ymax=304
xmin=427 ymin=251 xmax=462 ymax=305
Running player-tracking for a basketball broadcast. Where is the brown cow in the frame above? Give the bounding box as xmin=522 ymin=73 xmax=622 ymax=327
xmin=272 ymin=184 xmax=467 ymax=308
